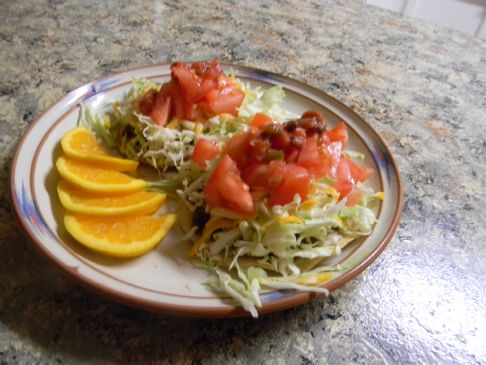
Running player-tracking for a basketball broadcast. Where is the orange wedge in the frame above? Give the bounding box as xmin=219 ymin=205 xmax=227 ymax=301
xmin=56 ymin=156 xmax=147 ymax=194
xmin=57 ymin=180 xmax=166 ymax=216
xmin=64 ymin=213 xmax=176 ymax=258
xmin=61 ymin=126 xmax=138 ymax=171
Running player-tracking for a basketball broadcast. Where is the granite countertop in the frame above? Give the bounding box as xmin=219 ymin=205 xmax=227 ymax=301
xmin=1 ymin=0 xmax=485 ymax=364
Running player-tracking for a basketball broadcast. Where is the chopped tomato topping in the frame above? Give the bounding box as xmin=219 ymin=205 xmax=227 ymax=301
xmin=191 ymin=139 xmax=220 ymax=168
xmin=251 ymin=113 xmax=273 ymax=128
xmin=204 ymin=155 xmax=255 ymax=214
xmin=333 ymin=157 xmax=373 ymax=199
xmin=139 ymin=60 xmax=245 ymax=123
xmin=325 ymin=122 xmax=348 ymax=149
xmin=207 ymin=88 xmax=245 ymax=116
xmin=268 ymin=164 xmax=311 ymax=207
xmin=241 ymin=163 xmax=270 ymax=189
xmin=202 ymin=108 xmax=372 ymax=212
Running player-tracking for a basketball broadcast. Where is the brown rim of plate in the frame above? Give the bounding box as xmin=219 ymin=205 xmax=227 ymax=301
xmin=9 ymin=62 xmax=404 ymax=318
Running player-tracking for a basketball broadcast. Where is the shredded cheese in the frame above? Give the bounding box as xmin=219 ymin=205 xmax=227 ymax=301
xmin=188 ymin=217 xmax=239 ymax=257
xmin=301 ymin=198 xmax=318 ymax=210
xmin=264 ymin=272 xmax=333 ymax=286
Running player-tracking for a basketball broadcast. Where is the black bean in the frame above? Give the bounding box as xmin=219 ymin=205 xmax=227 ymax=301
xmin=192 ymin=207 xmax=210 ymax=233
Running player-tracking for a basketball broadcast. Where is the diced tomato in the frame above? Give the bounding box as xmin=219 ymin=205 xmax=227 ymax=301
xmin=159 ymin=82 xmax=173 ymax=98
xmin=224 ymin=131 xmax=249 ymax=168
xmin=267 ymin=160 xmax=287 ymax=188
xmin=353 ymin=162 xmax=374 ymax=182
xmin=150 ymin=94 xmax=171 ymax=126
xmin=207 ymin=88 xmax=245 ymax=116
xmin=250 ymin=189 xmax=267 ymax=204
xmin=269 ymin=130 xmax=290 ymax=150
xmin=251 ymin=113 xmax=272 ymax=128
xmin=183 ymin=99 xmax=199 ymax=120
xmin=223 ymin=129 xmax=259 ymax=169
xmin=204 ymin=155 xmax=255 ymax=214
xmin=142 ymin=61 xmax=245 ymax=124
xmin=191 ymin=139 xmax=220 ymax=168
xmin=171 ymin=63 xmax=216 ymax=102
xmin=297 ymin=135 xmax=328 ymax=178
xmin=192 ymin=60 xmax=223 ymax=78
xmin=268 ymin=164 xmax=310 ymax=206
xmin=333 ymin=156 xmax=373 ymax=199
xmin=325 ymin=141 xmax=343 ymax=179
xmin=139 ymin=89 xmax=157 ymax=115
xmin=242 ymin=163 xmax=269 ymax=189
xmin=346 ymin=187 xmax=364 ymax=206
xmin=342 ymin=156 xmax=373 ymax=183
xmin=285 ymin=146 xmax=300 ymax=163
xmin=170 ymin=81 xmax=186 ymax=118
xmin=297 ymin=135 xmax=320 ymax=167
xmin=296 ymin=137 xmax=341 ymax=179
xmin=325 ymin=122 xmax=348 ymax=149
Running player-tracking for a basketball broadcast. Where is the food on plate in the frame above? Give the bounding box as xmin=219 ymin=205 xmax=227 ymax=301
xmin=56 ymin=127 xmax=175 ymax=258
xmin=79 ymin=60 xmax=383 ymax=316
xmin=83 ymin=60 xmax=291 ymax=171
xmin=57 ymin=180 xmax=166 ymax=216
xmin=61 ymin=126 xmax=139 ymax=171
xmin=138 ymin=60 xmax=245 ymax=125
xmin=64 ymin=214 xmax=176 ymax=258
xmin=56 ymin=156 xmax=148 ymax=194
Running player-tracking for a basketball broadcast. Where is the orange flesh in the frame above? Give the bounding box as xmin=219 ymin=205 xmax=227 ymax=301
xmin=74 ymin=215 xmax=165 ymax=245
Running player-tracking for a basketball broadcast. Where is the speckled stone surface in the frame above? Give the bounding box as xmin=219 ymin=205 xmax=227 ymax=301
xmin=1 ymin=0 xmax=485 ymax=364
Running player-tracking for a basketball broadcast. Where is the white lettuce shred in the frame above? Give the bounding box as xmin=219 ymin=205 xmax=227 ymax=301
xmin=238 ymin=84 xmax=297 ymax=121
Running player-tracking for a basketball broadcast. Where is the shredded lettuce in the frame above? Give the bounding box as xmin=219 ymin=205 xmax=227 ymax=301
xmin=211 ymin=269 xmax=261 ymax=318
xmin=238 ymin=85 xmax=297 ymax=121
xmin=79 ymin=103 xmax=116 ymax=149
xmin=343 ymin=150 xmax=365 ymax=161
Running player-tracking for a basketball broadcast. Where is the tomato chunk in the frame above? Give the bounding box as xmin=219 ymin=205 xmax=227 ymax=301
xmin=251 ymin=113 xmax=273 ymax=128
xmin=333 ymin=157 xmax=373 ymax=199
xmin=207 ymin=88 xmax=245 ymax=116
xmin=191 ymin=139 xmax=220 ymax=168
xmin=268 ymin=164 xmax=310 ymax=206
xmin=223 ymin=129 xmax=260 ymax=169
xmin=241 ymin=163 xmax=270 ymax=189
xmin=141 ymin=61 xmax=245 ymax=124
xmin=139 ymin=89 xmax=157 ymax=115
xmin=149 ymin=94 xmax=171 ymax=126
xmin=325 ymin=122 xmax=348 ymax=149
xmin=297 ymin=135 xmax=320 ymax=167
xmin=204 ymin=155 xmax=255 ymax=214
xmin=267 ymin=160 xmax=287 ymax=188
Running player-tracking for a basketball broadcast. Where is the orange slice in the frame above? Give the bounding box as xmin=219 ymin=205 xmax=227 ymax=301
xmin=61 ymin=126 xmax=138 ymax=171
xmin=64 ymin=213 xmax=176 ymax=257
xmin=56 ymin=156 xmax=147 ymax=194
xmin=57 ymin=180 xmax=166 ymax=216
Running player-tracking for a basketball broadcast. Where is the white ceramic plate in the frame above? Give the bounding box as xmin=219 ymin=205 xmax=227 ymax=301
xmin=10 ymin=64 xmax=403 ymax=317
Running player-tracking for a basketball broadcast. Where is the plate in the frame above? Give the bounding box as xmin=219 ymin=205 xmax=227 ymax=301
xmin=10 ymin=63 xmax=403 ymax=317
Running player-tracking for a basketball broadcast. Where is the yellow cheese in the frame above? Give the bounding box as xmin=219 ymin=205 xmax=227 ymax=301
xmin=166 ymin=118 xmax=180 ymax=129
xmin=195 ymin=123 xmax=204 ymax=135
xmin=188 ymin=217 xmax=239 ymax=257
xmin=301 ymin=198 xmax=318 ymax=210
xmin=277 ymin=216 xmax=302 ymax=225
xmin=261 ymin=215 xmax=302 ymax=232
xmin=264 ymin=272 xmax=333 ymax=286
xmin=373 ymin=192 xmax=385 ymax=201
